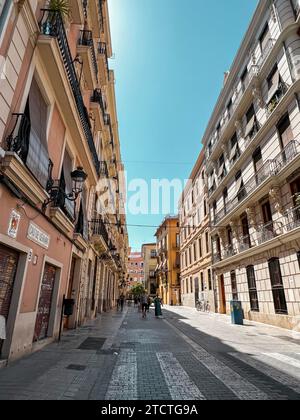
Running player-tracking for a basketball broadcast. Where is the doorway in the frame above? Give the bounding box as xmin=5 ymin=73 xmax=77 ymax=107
xmin=219 ymin=275 xmax=226 ymax=314
xmin=0 ymin=245 xmax=19 ymax=357
xmin=33 ymin=263 xmax=56 ymax=342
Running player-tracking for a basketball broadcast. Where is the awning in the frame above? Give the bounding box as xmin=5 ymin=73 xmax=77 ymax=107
xmin=267 ymin=72 xmax=280 ymax=104
xmin=229 ymin=143 xmax=238 ymax=161
xmin=244 ymin=115 xmax=255 ymax=138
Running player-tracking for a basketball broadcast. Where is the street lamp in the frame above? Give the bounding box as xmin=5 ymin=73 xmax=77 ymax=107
xmin=42 ymin=166 xmax=87 ymax=212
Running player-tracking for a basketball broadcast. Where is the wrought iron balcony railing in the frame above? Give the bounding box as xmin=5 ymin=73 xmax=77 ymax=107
xmin=98 ymin=41 xmax=109 ymax=79
xmin=98 ymin=0 xmax=105 ymax=32
xmin=39 ymin=9 xmax=100 ymax=176
xmin=213 ymin=141 xmax=300 ymax=225
xmin=78 ymin=30 xmax=98 ymax=82
xmin=213 ymin=205 xmax=300 ymax=264
xmin=91 ymin=88 xmax=106 ymax=119
xmin=89 ymin=218 xmax=109 ymax=246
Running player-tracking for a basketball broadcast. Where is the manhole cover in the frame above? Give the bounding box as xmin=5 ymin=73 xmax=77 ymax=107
xmin=66 ymin=364 xmax=86 ymax=371
xmin=78 ymin=337 xmax=106 ymax=350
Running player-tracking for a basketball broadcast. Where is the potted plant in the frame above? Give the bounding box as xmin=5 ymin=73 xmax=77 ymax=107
xmin=48 ymin=0 xmax=70 ymax=18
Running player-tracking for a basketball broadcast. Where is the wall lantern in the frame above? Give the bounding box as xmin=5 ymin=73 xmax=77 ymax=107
xmin=42 ymin=166 xmax=87 ymax=212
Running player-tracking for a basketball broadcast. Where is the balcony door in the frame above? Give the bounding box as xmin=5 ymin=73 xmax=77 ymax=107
xmin=277 ymin=114 xmax=294 ymax=159
xmin=268 ymin=258 xmax=288 ymax=315
xmin=261 ymin=200 xmax=274 ymax=240
xmin=26 ymin=78 xmax=50 ymax=188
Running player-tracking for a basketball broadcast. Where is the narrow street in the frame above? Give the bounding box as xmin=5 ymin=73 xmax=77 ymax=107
xmin=0 ymin=306 xmax=300 ymax=401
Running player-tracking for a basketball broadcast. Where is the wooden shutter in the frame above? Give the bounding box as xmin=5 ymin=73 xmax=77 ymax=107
xmin=259 ymin=23 xmax=271 ymax=52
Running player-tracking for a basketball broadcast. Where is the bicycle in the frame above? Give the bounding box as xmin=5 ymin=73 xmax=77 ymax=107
xmin=196 ymin=300 xmax=210 ymax=312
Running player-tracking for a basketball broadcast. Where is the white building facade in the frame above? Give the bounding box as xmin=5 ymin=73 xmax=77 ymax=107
xmin=203 ymin=0 xmax=300 ymax=331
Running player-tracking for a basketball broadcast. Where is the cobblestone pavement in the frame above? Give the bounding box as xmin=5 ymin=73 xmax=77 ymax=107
xmin=0 ymin=305 xmax=300 ymax=400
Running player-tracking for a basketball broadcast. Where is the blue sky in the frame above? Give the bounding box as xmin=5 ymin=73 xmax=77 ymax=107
xmin=108 ymin=0 xmax=259 ymax=251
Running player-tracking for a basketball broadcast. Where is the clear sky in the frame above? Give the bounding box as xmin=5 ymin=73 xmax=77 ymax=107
xmin=108 ymin=0 xmax=259 ymax=252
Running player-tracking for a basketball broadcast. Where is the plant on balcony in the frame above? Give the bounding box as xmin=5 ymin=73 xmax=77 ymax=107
xmin=267 ymin=97 xmax=278 ymax=115
xmin=47 ymin=0 xmax=70 ymax=18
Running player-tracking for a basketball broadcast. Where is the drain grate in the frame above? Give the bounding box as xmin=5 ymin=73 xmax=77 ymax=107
xmin=78 ymin=337 xmax=106 ymax=350
xmin=66 ymin=364 xmax=86 ymax=371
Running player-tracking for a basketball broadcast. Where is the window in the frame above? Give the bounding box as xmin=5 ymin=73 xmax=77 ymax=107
xmin=0 ymin=0 xmax=10 ymax=35
xmin=201 ymin=272 xmax=204 ymax=292
xmin=205 ymin=232 xmax=210 ymax=253
xmin=186 ymin=278 xmax=189 ymax=294
xmin=193 ymin=242 xmax=197 ymax=262
xmin=297 ymin=252 xmax=300 ymax=269
xmin=231 ymin=271 xmax=239 ymax=301
xmin=176 ymin=234 xmax=180 ymax=248
xmin=245 ymin=104 xmax=257 ymax=140
xmin=246 ymin=266 xmax=259 ymax=312
xmin=227 ymin=226 xmax=233 ymax=247
xmin=204 ymin=199 xmax=207 ymax=216
xmin=218 ymin=154 xmax=226 ymax=179
xmin=259 ymin=23 xmax=271 ymax=53
xmin=199 ymin=236 xmax=202 ymax=258
xmin=223 ymin=188 xmax=228 ymax=212
xmin=277 ymin=114 xmax=294 ymax=149
xmin=229 ymin=133 xmax=240 ymax=164
xmin=26 ymin=78 xmax=50 ymax=188
xmin=268 ymin=258 xmax=288 ymax=315
xmin=190 ymin=277 xmax=193 ymax=294
xmin=189 ymin=247 xmax=192 ymax=265
xmin=235 ymin=171 xmax=246 ymax=202
xmin=208 ymin=269 xmax=212 ymax=291
xmin=241 ymin=67 xmax=248 ymax=91
xmin=227 ymin=98 xmax=233 ymax=118
xmin=253 ymin=147 xmax=263 ymax=173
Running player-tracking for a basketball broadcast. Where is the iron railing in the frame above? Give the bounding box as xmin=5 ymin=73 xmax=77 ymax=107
xmin=39 ymin=9 xmax=100 ymax=176
xmin=238 ymin=234 xmax=251 ymax=253
xmin=6 ymin=113 xmax=30 ymax=161
xmin=213 ymin=141 xmax=300 ymax=225
xmin=98 ymin=41 xmax=109 ymax=79
xmin=91 ymin=88 xmax=106 ymax=119
xmin=78 ymin=30 xmax=98 ymax=82
xmin=266 ymin=81 xmax=288 ymax=116
xmin=89 ymin=218 xmax=109 ymax=246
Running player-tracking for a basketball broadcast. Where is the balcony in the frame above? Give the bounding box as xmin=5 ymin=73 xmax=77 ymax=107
xmin=89 ymin=218 xmax=109 ymax=252
xmin=238 ymin=234 xmax=251 ymax=253
xmin=88 ymin=0 xmax=105 ymax=38
xmin=213 ymin=140 xmax=300 ymax=226
xmin=222 ymin=244 xmax=236 ymax=259
xmin=266 ymin=81 xmax=288 ymax=117
xmin=38 ymin=9 xmax=100 ymax=178
xmin=98 ymin=42 xmax=109 ymax=85
xmin=206 ymin=39 xmax=278 ymax=164
xmin=77 ymin=30 xmax=98 ymax=89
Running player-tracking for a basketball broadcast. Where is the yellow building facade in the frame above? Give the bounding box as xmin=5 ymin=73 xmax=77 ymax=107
xmin=155 ymin=216 xmax=181 ymax=305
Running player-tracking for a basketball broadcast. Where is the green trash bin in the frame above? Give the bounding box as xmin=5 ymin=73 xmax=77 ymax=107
xmin=230 ymin=301 xmax=244 ymax=325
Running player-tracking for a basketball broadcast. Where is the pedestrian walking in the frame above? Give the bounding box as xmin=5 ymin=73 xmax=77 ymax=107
xmin=147 ymin=296 xmax=152 ymax=313
xmin=120 ymin=294 xmax=125 ymax=311
xmin=154 ymin=295 xmax=162 ymax=318
xmin=140 ymin=292 xmax=148 ymax=319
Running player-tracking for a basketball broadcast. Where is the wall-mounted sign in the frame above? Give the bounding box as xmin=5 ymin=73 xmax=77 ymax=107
xmin=8 ymin=210 xmax=21 ymax=239
xmin=27 ymin=222 xmax=50 ymax=249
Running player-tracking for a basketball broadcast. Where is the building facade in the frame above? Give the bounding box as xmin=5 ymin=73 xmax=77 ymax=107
xmin=202 ymin=0 xmax=300 ymax=330
xmin=0 ymin=0 xmax=128 ymax=363
xmin=179 ymin=151 xmax=214 ymax=309
xmin=142 ymin=243 xmax=157 ymax=296
xmin=127 ymin=251 xmax=144 ymax=287
xmin=155 ymin=216 xmax=181 ymax=305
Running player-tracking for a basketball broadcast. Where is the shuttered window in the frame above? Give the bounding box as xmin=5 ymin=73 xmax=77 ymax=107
xmin=259 ymin=23 xmax=271 ymax=53
xmin=26 ymin=78 xmax=49 ymax=188
xmin=253 ymin=147 xmax=263 ymax=173
xmin=277 ymin=114 xmax=294 ymax=148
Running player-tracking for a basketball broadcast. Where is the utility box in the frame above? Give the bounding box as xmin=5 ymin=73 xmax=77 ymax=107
xmin=230 ymin=301 xmax=244 ymax=325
